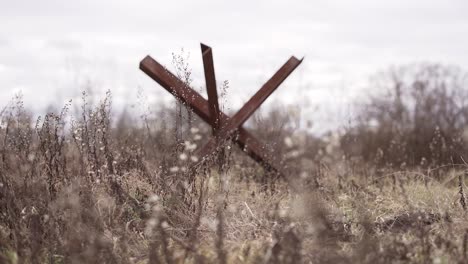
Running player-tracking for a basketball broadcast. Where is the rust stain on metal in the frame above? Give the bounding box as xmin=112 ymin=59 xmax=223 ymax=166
xmin=139 ymin=43 xmax=303 ymax=177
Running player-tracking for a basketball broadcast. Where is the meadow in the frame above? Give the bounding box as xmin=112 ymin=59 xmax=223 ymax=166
xmin=1 ymin=62 xmax=468 ymax=264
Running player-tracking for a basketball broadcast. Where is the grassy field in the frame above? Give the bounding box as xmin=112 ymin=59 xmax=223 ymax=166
xmin=1 ymin=92 xmax=468 ymax=264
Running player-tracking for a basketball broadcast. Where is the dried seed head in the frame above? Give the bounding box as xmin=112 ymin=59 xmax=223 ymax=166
xmin=284 ymin=137 xmax=293 ymax=148
xmin=148 ymin=194 xmax=159 ymax=203
xmin=190 ymin=155 xmax=199 ymax=162
xmin=161 ymin=221 xmax=170 ymax=229
xmin=179 ymin=153 xmax=188 ymax=161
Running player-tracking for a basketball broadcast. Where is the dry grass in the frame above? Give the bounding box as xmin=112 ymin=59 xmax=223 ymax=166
xmin=0 ymin=91 xmax=467 ymax=264
xmin=2 ymin=55 xmax=468 ymax=264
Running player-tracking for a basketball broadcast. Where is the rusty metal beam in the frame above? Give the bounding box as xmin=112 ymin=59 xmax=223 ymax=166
xmin=139 ymin=56 xmax=285 ymax=174
xmin=201 ymin=43 xmax=221 ymax=134
xmin=196 ymin=56 xmax=303 ymax=161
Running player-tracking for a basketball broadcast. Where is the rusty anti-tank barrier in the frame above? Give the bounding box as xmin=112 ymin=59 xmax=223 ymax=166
xmin=139 ymin=43 xmax=303 ymax=178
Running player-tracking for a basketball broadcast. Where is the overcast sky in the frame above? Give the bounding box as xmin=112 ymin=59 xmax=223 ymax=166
xmin=1 ymin=0 xmax=467 ymax=132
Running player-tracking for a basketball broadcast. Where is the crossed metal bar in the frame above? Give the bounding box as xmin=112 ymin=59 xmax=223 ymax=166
xmin=139 ymin=43 xmax=302 ymax=177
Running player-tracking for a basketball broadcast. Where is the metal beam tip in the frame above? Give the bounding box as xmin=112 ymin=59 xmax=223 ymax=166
xmin=139 ymin=55 xmax=152 ymax=69
xmin=290 ymin=56 xmax=304 ymax=65
xmin=200 ymin=43 xmax=211 ymax=53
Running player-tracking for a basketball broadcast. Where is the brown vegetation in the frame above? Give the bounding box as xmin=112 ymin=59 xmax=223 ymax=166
xmin=1 ymin=62 xmax=468 ymax=263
